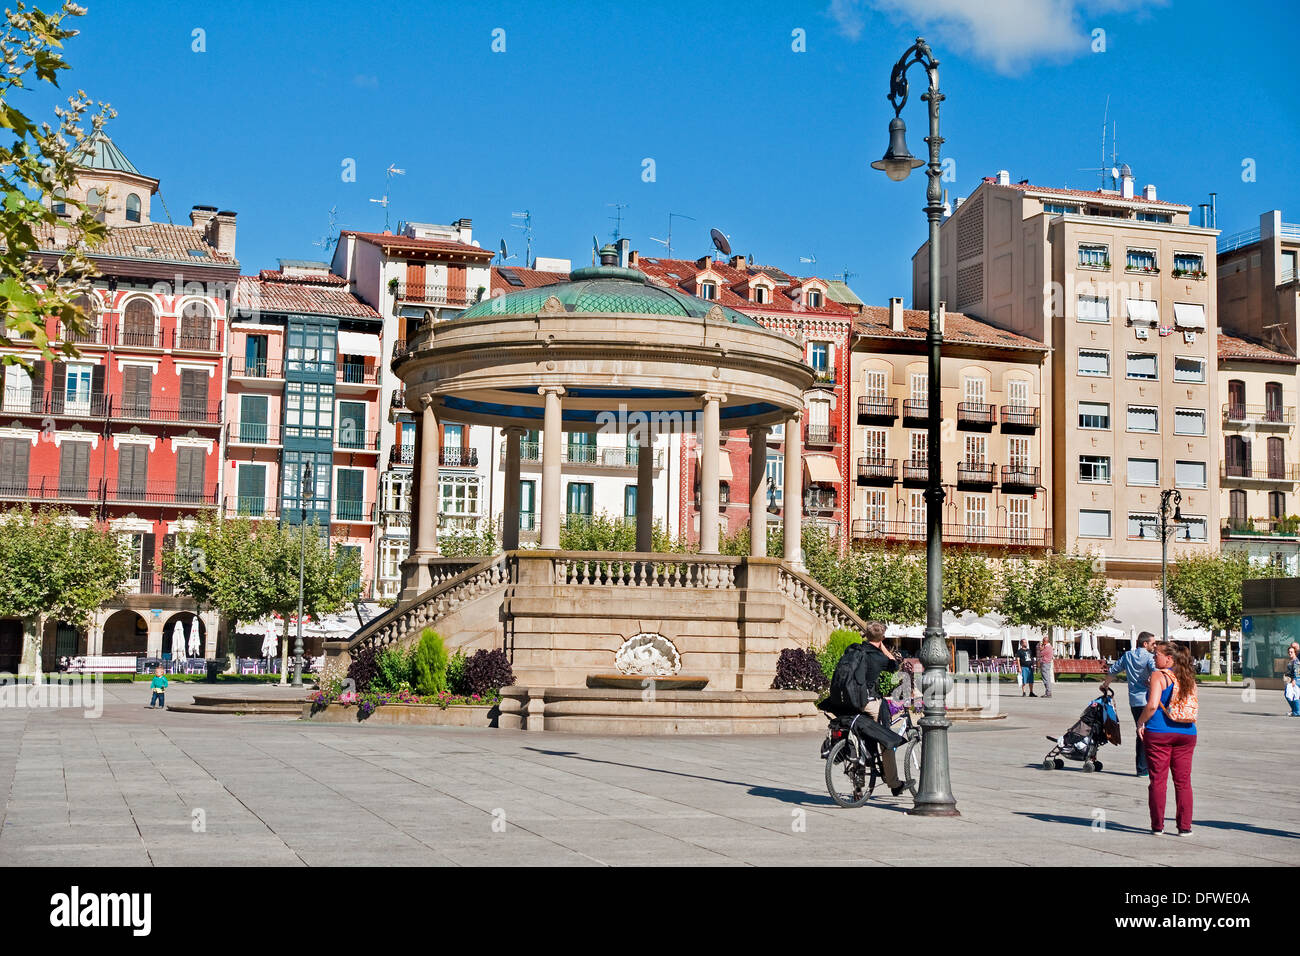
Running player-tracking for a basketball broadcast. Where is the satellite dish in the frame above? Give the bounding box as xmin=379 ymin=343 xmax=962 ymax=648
xmin=710 ymin=228 xmax=731 ymax=257
xmin=499 ymin=239 xmax=509 ymax=260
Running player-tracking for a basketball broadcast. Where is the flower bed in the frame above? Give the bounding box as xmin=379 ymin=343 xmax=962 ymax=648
xmin=306 ymin=688 xmax=500 ymax=725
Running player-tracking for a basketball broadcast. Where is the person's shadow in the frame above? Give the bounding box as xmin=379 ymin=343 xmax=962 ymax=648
xmin=1014 ymin=811 xmax=1300 ymax=839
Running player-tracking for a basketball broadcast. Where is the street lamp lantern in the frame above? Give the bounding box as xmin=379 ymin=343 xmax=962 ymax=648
xmin=872 ymin=37 xmax=959 ymax=817
xmin=871 ymin=117 xmax=925 ymax=182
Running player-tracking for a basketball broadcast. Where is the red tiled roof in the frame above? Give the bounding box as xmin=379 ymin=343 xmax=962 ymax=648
xmin=983 ymin=178 xmax=1188 ymax=210
xmin=1218 ymin=332 xmax=1300 ymax=365
xmin=341 ymin=230 xmax=494 ymax=260
xmin=853 ymin=306 xmax=1047 ymax=352
xmin=234 ymin=276 xmax=380 ymax=320
xmin=37 ymin=222 xmax=235 ymax=266
xmin=259 ymin=268 xmax=346 ymax=285
xmin=632 ymin=255 xmax=854 ymax=317
xmin=490 ymin=265 xmax=568 ymax=295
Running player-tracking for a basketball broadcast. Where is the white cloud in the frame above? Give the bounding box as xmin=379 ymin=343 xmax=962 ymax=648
xmin=829 ymin=0 xmax=1168 ymax=74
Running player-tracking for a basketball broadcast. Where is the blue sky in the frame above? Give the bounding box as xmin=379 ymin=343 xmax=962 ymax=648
xmin=31 ymin=0 xmax=1300 ymax=305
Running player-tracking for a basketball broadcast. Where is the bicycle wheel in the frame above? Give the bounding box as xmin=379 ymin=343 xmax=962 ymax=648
xmin=825 ymin=738 xmax=871 ymax=808
xmin=903 ymin=736 xmax=923 ymax=796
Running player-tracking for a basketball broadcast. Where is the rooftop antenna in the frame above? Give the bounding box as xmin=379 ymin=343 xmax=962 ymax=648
xmin=799 ymin=254 xmax=817 ymax=265
xmin=511 ymin=210 xmax=534 ymax=268
xmin=591 ymin=234 xmax=599 ymax=266
xmin=710 ymin=227 xmax=731 ymax=260
xmin=497 ymin=239 xmax=516 ymax=264
xmin=1077 ymin=97 xmax=1118 ymax=190
xmin=312 ymin=206 xmax=340 ymax=255
xmin=836 ymin=268 xmax=858 ymax=285
xmin=649 ymin=211 xmax=696 ymax=258
xmin=607 ymin=202 xmax=628 ymax=243
xmin=368 ymin=164 xmax=404 ymax=231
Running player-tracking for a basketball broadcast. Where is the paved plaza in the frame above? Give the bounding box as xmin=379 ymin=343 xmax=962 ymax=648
xmin=0 ymin=679 xmax=1295 ymax=867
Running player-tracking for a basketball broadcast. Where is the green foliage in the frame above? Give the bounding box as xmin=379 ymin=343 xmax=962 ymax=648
xmin=853 ymin=545 xmax=926 ymax=624
xmin=878 ymin=670 xmax=901 ymax=697
xmin=942 ymin=548 xmax=999 ymax=616
xmin=412 ymin=628 xmax=448 ymax=696
xmin=817 ymin=628 xmax=863 ymax=681
xmin=559 ymin=513 xmax=680 ymax=553
xmin=446 ymin=649 xmax=469 ymax=696
xmin=1 ymin=2 xmax=113 ymax=366
xmin=0 ymin=506 xmax=130 ymax=626
xmin=374 ymin=645 xmax=414 ymax=692
xmin=438 ymin=521 xmax=499 ymax=558
xmin=999 ymin=551 xmax=1116 ymax=631
xmin=1163 ymin=549 xmax=1287 ymax=635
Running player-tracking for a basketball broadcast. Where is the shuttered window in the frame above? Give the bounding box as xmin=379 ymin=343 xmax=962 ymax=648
xmin=1079 ymin=509 xmax=1111 ymax=538
xmin=175 ymin=447 xmax=207 ymax=502
xmin=1127 ymin=458 xmax=1159 ymax=486
xmin=122 ymin=366 xmax=152 ymax=416
xmin=0 ymin=438 xmax=30 ymax=493
xmin=117 ymin=443 xmax=149 ymax=498
xmin=180 ymin=369 xmax=209 ymax=421
xmin=1127 ymin=406 xmax=1158 ymax=432
xmin=58 ymin=441 xmax=90 ymax=496
xmin=1173 ymin=408 xmax=1205 ymax=435
xmin=1126 ymin=353 xmax=1158 ymax=380
xmin=236 ymin=464 xmax=266 ymax=516
xmin=1175 ymin=461 xmax=1206 ymax=489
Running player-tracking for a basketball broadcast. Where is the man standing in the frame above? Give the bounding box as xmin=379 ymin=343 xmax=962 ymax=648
xmin=1016 ymin=639 xmax=1037 ymax=697
xmin=1101 ymin=631 xmax=1157 ymax=777
xmin=1038 ymin=637 xmax=1055 ymax=698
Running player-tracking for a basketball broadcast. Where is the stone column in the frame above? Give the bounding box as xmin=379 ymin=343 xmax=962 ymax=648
xmin=502 ymin=426 xmax=524 ymax=551
xmin=635 ymin=426 xmax=654 ymax=553
xmin=416 ymin=396 xmax=439 ymax=555
xmin=539 ymin=387 xmax=564 ymax=550
xmin=698 ymin=393 xmax=725 ymax=554
xmin=748 ymin=425 xmax=769 ymax=557
xmin=783 ymin=411 xmax=803 ymax=566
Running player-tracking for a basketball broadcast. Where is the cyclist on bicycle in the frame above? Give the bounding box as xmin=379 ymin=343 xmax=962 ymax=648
xmin=826 ymin=622 xmax=907 ymax=796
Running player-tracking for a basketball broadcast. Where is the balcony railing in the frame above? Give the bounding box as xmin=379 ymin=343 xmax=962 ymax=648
xmin=856 ymin=457 xmax=897 ymax=482
xmin=229 ymin=356 xmax=283 ymax=379
xmin=227 ymin=422 xmax=283 ymax=446
xmin=133 ymin=573 xmax=177 ymax=596
xmin=1222 ymin=404 xmax=1295 ymax=426
xmin=117 ymin=327 xmax=162 ymax=349
xmin=333 ymin=500 xmax=377 ymax=523
xmin=1000 ymin=465 xmax=1040 ymax=488
xmin=811 ymin=369 xmax=837 ymax=387
xmin=0 ymin=475 xmax=102 ymax=503
xmin=804 ymin=490 xmax=837 ymax=514
xmin=46 ymin=392 xmax=113 ymax=418
xmin=440 ymin=447 xmax=479 ymax=468
xmin=392 ymin=339 xmax=409 ymax=360
xmin=336 ymin=428 xmax=380 ymax=451
xmin=1221 ymin=517 xmax=1300 ymax=538
xmin=957 ymin=402 xmax=997 ymax=428
xmin=902 ymin=459 xmax=929 ymax=483
xmin=850 ymin=519 xmax=1049 ymax=547
xmin=1001 ymin=406 xmax=1040 ymax=429
xmin=389 ymin=444 xmax=414 ymax=467
xmin=857 ymin=397 xmax=897 ymax=422
xmin=804 ymin=424 xmax=837 ymax=446
xmin=337 ymin=363 xmax=379 ymax=386
xmin=114 ymin=398 xmax=221 ymax=424
xmin=104 ymin=481 xmax=218 ymax=507
xmin=392 ymin=283 xmax=483 ymax=307
xmin=173 ymin=328 xmax=223 ymax=352
xmin=957 ymin=462 xmax=997 ymax=485
xmin=223 ymin=496 xmax=278 ymax=519
xmin=56 ymin=320 xmax=108 ymax=346
xmin=902 ymin=399 xmax=928 ymax=422
xmin=1222 ymin=461 xmax=1300 ymax=482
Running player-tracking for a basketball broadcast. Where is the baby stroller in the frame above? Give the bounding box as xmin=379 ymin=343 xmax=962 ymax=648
xmin=1041 ymin=687 xmax=1121 ymax=773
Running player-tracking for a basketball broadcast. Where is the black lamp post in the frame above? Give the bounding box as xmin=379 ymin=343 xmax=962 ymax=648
xmin=293 ymin=462 xmax=315 ymax=688
xmin=871 ymin=37 xmax=959 ymax=816
xmin=1145 ymin=488 xmax=1186 ymax=640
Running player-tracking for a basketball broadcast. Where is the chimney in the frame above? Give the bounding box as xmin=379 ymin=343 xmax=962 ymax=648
xmin=190 ymin=205 xmax=217 ymax=229
xmin=207 ymin=210 xmax=237 ymax=258
xmin=1143 ymin=184 xmax=1157 ymax=201
xmin=1121 ymin=166 xmax=1135 ymax=199
xmin=730 ymin=254 xmax=746 ymax=270
xmin=628 ymin=249 xmax=639 ymax=267
xmin=996 ymin=170 xmax=1010 ymax=186
xmin=455 ymin=218 xmax=473 ymax=244
xmin=696 ymin=255 xmax=712 ymax=269
xmin=617 ymin=237 xmax=630 ymax=268
xmin=890 ymin=296 xmax=904 ymax=331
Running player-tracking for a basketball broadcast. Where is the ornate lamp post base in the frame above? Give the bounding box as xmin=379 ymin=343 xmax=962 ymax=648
xmin=909 ymin=628 xmax=961 ymax=816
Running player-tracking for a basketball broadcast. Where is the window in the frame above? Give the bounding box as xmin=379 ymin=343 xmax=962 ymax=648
xmin=336 ymin=468 xmax=365 ymax=521
xmin=379 ymin=540 xmax=406 ymax=581
xmin=863 ymin=427 xmax=887 ymax=461
xmin=963 ymin=376 xmax=986 ymax=405
xmin=1008 ymin=436 xmax=1030 ymax=469
xmin=1136 ymin=212 xmax=1172 ymax=224
xmin=1174 ymin=356 xmax=1206 ymax=383
xmin=698 ymin=281 xmax=716 ymax=300
xmin=123 ymin=193 xmax=142 ymax=223
xmin=1077 ymin=295 xmax=1110 ymax=323
xmin=1228 ymin=489 xmax=1247 ymax=527
xmin=382 ymin=470 xmax=412 ymax=514
xmin=281 ymin=451 xmax=330 ymax=517
xmin=753 ymin=286 xmax=767 ymax=304
xmin=766 ymin=453 xmax=783 ymax=504
xmin=1174 ymin=253 xmax=1203 ymax=274
xmin=1174 ymin=407 xmax=1206 ymax=435
xmin=1128 ymin=512 xmax=1158 ymax=539
xmin=1126 ymin=299 xmax=1160 ymax=327
xmin=624 ymin=485 xmax=637 ymax=520
xmin=337 ymin=401 xmax=366 ymax=450
xmin=1043 ymin=203 xmax=1079 ymax=215
xmin=809 ymin=342 xmax=830 ymax=376
xmin=520 ymin=480 xmax=536 ymax=530
xmin=910 ymin=373 xmax=927 ymax=403
xmin=175 ymin=446 xmax=208 ymax=503
xmin=1180 ymin=516 xmax=1208 ymax=542
xmin=1126 ymin=249 xmax=1157 ymax=271
xmin=0 ymin=437 xmax=31 ymax=494
xmin=179 ymin=302 xmax=213 ymax=349
xmin=1266 ymin=381 xmax=1284 ymax=419
xmin=1270 ymin=491 xmax=1287 ymax=520
xmin=1008 ymin=379 xmax=1030 ymax=408
xmin=1173 ymin=303 xmax=1206 ymax=331
xmin=2 ymin=364 xmax=32 ymax=412
xmin=1079 ymin=509 xmax=1111 ymax=538
xmin=1008 ymin=497 xmax=1031 ymax=542
xmin=117 ymin=442 xmax=148 ymax=499
xmin=285 ymin=382 xmax=331 ymax=439
xmin=1175 ymin=461 xmax=1207 ymax=489
xmin=52 ymin=188 xmax=66 ymax=216
xmin=807 ymin=289 xmax=823 ymax=308
xmin=236 ymin=463 xmax=266 ymax=515
xmin=862 ymin=489 xmax=887 ymax=531
xmin=121 ymin=299 xmax=155 ymax=345
xmin=965 ymin=495 xmax=988 ymax=539
xmin=1078 ymin=349 xmax=1110 ymax=376
xmin=1078 ymin=244 xmax=1109 ymax=268
xmin=909 ymin=430 xmax=926 ymax=464
xmin=1079 ymin=455 xmax=1111 ymax=483
xmin=86 ymin=188 xmax=102 ymax=212
xmin=58 ymin=440 xmax=90 ymax=496
xmin=440 ymin=476 xmax=481 ymax=530
xmin=908 ymin=491 xmax=926 ymax=537
xmin=1127 ymin=458 xmax=1159 ymax=486
xmin=1079 ymin=402 xmax=1110 ymax=429
xmin=963 ymin=435 xmax=986 ymax=466
xmin=1126 ymin=353 xmax=1158 ymax=380
xmin=566 ymin=481 xmax=593 ymax=519
xmin=1127 ymin=405 xmax=1158 ymax=432
xmin=64 ymin=363 xmax=93 ymax=413
xmin=863 ymin=368 xmax=886 ymax=401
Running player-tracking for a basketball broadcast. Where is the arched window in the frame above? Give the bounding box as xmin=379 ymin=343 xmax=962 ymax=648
xmin=1228 ymin=489 xmax=1246 ymax=529
xmin=125 ymin=193 xmax=141 ymax=223
xmin=1266 ymin=381 xmax=1283 ymax=422
xmin=66 ymin=294 xmax=98 ymax=344
xmin=52 ymin=188 xmax=67 ymax=216
xmin=179 ymin=301 xmax=212 ymax=349
xmin=121 ymin=299 xmax=156 ymax=347
xmin=86 ymin=188 xmax=102 ymax=212
xmin=1227 ymin=379 xmax=1246 ymax=420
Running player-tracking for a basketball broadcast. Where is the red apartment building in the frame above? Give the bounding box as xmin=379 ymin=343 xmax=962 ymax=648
xmin=0 ymin=133 xmax=231 ymax=670
xmin=630 ymin=251 xmax=857 ymax=546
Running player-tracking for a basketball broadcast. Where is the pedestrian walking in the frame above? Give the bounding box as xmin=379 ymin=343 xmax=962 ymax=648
xmin=1038 ymin=637 xmax=1055 ymax=698
xmin=147 ymin=666 xmax=168 ymax=710
xmin=1100 ymin=631 xmax=1157 ymax=776
xmin=1016 ymin=639 xmax=1036 ymax=697
xmin=1285 ymin=645 xmax=1300 ymax=717
xmin=1137 ymin=641 xmax=1198 ymax=835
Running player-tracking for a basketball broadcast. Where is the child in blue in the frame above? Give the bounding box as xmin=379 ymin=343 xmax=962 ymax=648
xmin=148 ymin=666 xmax=168 ymax=709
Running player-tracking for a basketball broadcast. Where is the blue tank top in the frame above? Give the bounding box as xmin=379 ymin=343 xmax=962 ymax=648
xmin=1145 ymin=671 xmax=1197 ymax=735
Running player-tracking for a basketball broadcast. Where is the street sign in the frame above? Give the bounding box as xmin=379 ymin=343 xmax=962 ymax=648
xmin=1242 ymin=616 xmax=1253 ymax=634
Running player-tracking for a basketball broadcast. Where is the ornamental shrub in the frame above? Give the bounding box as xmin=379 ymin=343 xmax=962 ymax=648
xmin=412 ymin=629 xmax=448 ymax=696
xmin=446 ymin=649 xmax=470 ymax=696
xmin=817 ymin=628 xmax=863 ymax=681
xmin=465 ymin=648 xmax=515 ymax=697
xmin=346 ymin=643 xmax=379 ymax=693
xmin=374 ymin=644 xmax=413 ymax=692
xmin=771 ymin=648 xmax=828 ymax=692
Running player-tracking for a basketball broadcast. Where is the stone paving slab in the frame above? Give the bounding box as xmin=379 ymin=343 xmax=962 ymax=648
xmin=0 ymin=680 xmax=1296 ymax=866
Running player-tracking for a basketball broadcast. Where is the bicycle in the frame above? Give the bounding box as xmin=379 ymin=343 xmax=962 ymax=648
xmin=822 ymin=699 xmax=923 ymax=808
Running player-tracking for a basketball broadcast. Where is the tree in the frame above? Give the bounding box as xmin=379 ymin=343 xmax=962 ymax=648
xmin=1000 ymin=551 xmax=1116 ymax=642
xmin=854 ymin=545 xmax=925 ymax=625
xmin=2 ymin=2 xmax=112 ymax=364
xmin=0 ymin=506 xmax=130 ymax=675
xmin=941 ymin=548 xmax=1000 ymax=617
xmin=1163 ymin=549 xmax=1288 ymax=676
xmin=559 ymin=512 xmax=679 ymax=553
xmin=164 ymin=514 xmax=363 ymax=680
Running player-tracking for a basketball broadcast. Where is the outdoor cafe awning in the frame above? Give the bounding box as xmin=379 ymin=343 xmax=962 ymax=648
xmin=336 ymin=330 xmax=382 ymax=356
xmin=804 ymin=454 xmax=841 ymax=485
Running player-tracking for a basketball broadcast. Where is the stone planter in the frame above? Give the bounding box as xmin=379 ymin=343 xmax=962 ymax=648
xmin=304 ymin=701 xmax=498 ymax=726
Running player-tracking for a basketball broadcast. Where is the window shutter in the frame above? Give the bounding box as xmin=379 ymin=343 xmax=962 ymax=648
xmin=140 ymin=532 xmax=155 ymax=586
xmin=0 ymin=438 xmax=30 ymax=492
xmin=59 ymin=441 xmax=89 ymax=494
xmin=177 ymin=447 xmax=206 ymax=501
xmin=51 ymin=362 xmax=66 ymax=413
xmin=91 ymin=364 xmax=105 ymax=409
xmin=29 ymin=361 xmax=44 ymax=412
xmin=180 ymin=369 xmax=209 ymax=421
xmin=117 ymin=443 xmax=148 ymax=496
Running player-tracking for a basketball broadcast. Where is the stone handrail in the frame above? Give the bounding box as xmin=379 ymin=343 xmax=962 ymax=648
xmin=342 ymin=554 xmax=511 ymax=654
xmin=555 ymin=552 xmax=741 ymax=590
xmin=778 ymin=566 xmax=868 ymax=637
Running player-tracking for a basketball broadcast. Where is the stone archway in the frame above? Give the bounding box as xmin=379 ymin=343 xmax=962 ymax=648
xmin=101 ymin=609 xmax=148 ymax=656
xmin=162 ymin=612 xmax=205 ymax=659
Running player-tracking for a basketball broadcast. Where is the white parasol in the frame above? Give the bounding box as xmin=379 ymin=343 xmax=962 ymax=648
xmin=1129 ymin=626 xmax=1137 ymax=649
xmin=187 ymin=617 xmax=201 ymax=657
xmin=999 ymin=629 xmax=1014 ymax=657
xmin=261 ymin=619 xmax=278 ymax=659
xmin=169 ymin=621 xmax=185 ymax=661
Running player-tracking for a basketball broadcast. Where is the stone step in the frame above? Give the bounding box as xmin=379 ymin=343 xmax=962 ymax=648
xmin=168 ymin=695 xmax=309 ymax=716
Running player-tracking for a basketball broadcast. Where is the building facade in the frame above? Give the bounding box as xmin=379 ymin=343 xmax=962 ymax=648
xmin=914 ymin=169 xmax=1221 ymax=586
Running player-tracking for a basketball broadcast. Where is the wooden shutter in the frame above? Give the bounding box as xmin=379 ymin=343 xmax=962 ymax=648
xmin=117 ymin=443 xmax=148 ymax=498
xmin=1228 ymin=380 xmax=1246 ymax=414
xmin=0 ymin=438 xmax=30 ymax=493
xmin=180 ymin=369 xmax=208 ymax=421
xmin=28 ymin=361 xmax=44 ymax=412
xmin=406 ymin=262 xmax=426 ymax=300
xmin=58 ymin=441 xmax=89 ymax=495
xmin=337 ymin=469 xmax=364 ymax=520
xmin=176 ymin=447 xmax=206 ymax=501
xmin=123 ymin=366 xmax=152 ymax=416
xmin=51 ymin=362 xmax=66 ymax=413
xmin=237 ymin=464 xmax=266 ymax=515
xmin=1229 ymin=490 xmax=1246 ymax=525
xmin=91 ymin=364 xmax=105 ymax=414
xmin=446 ymin=264 xmax=467 ymax=303
xmin=1269 ymin=436 xmax=1284 ymax=480
xmin=140 ymin=532 xmax=155 ymax=592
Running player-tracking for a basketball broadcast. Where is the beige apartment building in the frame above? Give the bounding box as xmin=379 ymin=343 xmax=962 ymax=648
xmin=913 ymin=169 xmax=1220 ymax=586
xmin=849 ymin=299 xmax=1050 ymax=550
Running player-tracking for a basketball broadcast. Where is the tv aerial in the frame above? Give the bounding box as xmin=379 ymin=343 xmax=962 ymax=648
xmin=369 ymin=164 xmax=405 ymax=230
xmin=710 ymin=228 xmax=731 ymax=258
xmin=312 ymin=206 xmax=339 ymax=255
xmin=799 ymin=254 xmax=817 ymax=265
xmin=511 ymin=210 xmax=534 ymax=268
xmin=649 ymin=212 xmax=696 ymax=257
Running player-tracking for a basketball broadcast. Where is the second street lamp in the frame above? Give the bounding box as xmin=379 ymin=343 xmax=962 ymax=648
xmin=871 ymin=37 xmax=959 ymax=817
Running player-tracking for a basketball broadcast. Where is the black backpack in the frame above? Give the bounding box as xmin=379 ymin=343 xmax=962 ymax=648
xmin=821 ymin=642 xmax=874 ymax=716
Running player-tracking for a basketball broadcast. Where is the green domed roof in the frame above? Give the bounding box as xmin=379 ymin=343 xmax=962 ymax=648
xmin=459 ymin=263 xmax=761 ymax=327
